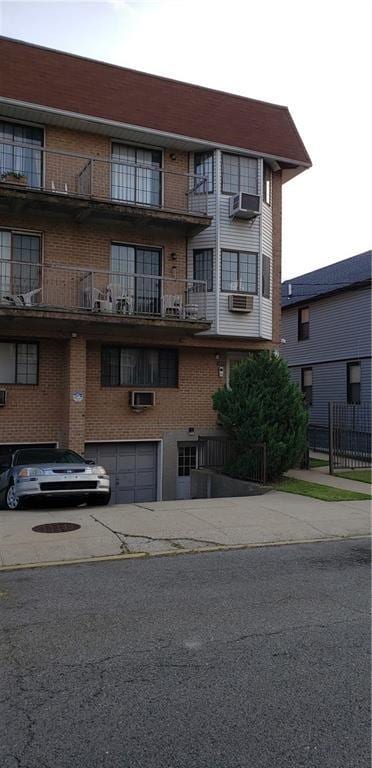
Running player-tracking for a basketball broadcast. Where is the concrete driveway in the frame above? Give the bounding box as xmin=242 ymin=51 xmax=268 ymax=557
xmin=0 ymin=491 xmax=370 ymax=569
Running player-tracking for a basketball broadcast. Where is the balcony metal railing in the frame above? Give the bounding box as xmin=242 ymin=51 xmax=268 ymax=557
xmin=0 ymin=259 xmax=207 ymax=322
xmin=0 ymin=140 xmax=209 ymax=216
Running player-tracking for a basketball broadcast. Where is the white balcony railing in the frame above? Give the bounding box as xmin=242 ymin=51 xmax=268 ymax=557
xmin=0 ymin=260 xmax=207 ymax=322
xmin=0 ymin=141 xmax=209 ymax=216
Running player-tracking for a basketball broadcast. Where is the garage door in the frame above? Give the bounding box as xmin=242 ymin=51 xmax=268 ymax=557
xmin=84 ymin=442 xmax=158 ymax=505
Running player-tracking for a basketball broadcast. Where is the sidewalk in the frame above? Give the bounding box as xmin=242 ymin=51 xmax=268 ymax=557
xmin=0 ymin=491 xmax=370 ymax=569
xmin=286 ymin=467 xmax=371 ymax=494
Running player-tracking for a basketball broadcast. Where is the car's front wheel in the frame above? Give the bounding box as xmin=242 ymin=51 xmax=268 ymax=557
xmin=5 ymin=482 xmax=25 ymax=511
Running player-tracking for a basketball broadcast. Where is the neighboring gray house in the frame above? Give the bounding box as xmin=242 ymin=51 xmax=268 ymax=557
xmin=281 ymin=251 xmax=372 ymax=449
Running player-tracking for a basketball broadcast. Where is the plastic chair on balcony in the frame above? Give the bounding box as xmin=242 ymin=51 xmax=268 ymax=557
xmin=1 ymin=288 xmax=41 ymax=307
xmin=51 ymin=180 xmax=69 ymax=194
xmin=107 ymin=282 xmax=134 ymax=315
xmin=161 ymin=294 xmax=183 ymax=319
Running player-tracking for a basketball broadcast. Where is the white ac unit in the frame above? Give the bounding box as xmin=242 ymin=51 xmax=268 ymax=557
xmin=229 ymin=192 xmax=260 ymax=219
xmin=130 ymin=391 xmax=156 ymax=408
xmin=228 ymin=294 xmax=254 ymax=313
xmin=0 ymin=389 xmax=7 ymax=407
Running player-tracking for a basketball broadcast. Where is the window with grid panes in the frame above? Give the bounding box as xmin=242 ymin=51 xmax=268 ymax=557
xmin=0 ymin=121 xmax=43 ymax=188
xmin=178 ymin=445 xmax=197 ymax=476
xmin=222 ymin=154 xmax=258 ymax=195
xmin=0 ymin=342 xmax=38 ymax=384
xmin=221 ymin=250 xmax=258 ymax=293
xmin=101 ymin=346 xmax=178 ymax=387
xmin=193 ymin=249 xmax=213 ymax=291
xmin=111 ymin=144 xmax=162 ymax=206
xmin=194 ymin=152 xmax=214 ymax=193
xmin=0 ymin=230 xmax=41 ymax=297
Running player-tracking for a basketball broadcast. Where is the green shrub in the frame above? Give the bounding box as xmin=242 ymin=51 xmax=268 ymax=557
xmin=212 ymin=351 xmax=308 ymax=482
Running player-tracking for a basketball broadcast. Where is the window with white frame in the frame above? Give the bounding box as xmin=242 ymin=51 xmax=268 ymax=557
xmin=0 ymin=230 xmax=41 ymax=299
xmin=0 ymin=121 xmax=43 ymax=189
xmin=194 ymin=151 xmax=214 ymax=193
xmin=221 ymin=250 xmax=258 ymax=293
xmin=193 ymin=249 xmax=213 ymax=291
xmin=111 ymin=144 xmax=162 ymax=206
xmin=221 ymin=154 xmax=258 ymax=195
xmin=0 ymin=342 xmax=38 ymax=384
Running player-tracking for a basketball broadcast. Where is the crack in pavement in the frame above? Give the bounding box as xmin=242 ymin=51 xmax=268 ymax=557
xmin=90 ymin=514 xmax=224 ymax=550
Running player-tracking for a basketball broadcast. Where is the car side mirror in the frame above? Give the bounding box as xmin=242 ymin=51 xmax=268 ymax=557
xmin=85 ymin=459 xmax=95 ymax=465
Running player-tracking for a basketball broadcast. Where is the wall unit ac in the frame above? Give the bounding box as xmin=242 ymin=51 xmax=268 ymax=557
xmin=229 ymin=192 xmax=260 ymax=219
xmin=130 ymin=391 xmax=156 ymax=409
xmin=0 ymin=389 xmax=7 ymax=407
xmin=228 ymin=294 xmax=254 ymax=313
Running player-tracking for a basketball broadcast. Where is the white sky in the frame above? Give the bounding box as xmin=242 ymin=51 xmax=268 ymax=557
xmin=0 ymin=0 xmax=371 ymax=279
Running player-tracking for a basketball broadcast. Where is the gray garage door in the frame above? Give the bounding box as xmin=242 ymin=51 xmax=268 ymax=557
xmin=84 ymin=442 xmax=158 ymax=504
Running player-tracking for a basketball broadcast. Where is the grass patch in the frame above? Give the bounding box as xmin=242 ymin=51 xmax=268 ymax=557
xmin=275 ymin=477 xmax=372 ymax=502
xmin=310 ymin=458 xmax=329 ymax=468
xmin=335 ymin=469 xmax=372 ymax=485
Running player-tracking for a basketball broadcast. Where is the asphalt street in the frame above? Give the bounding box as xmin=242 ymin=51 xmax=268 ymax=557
xmin=0 ymin=538 xmax=370 ymax=768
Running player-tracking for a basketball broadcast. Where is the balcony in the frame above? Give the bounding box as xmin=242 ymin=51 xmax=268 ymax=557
xmin=0 ymin=141 xmax=211 ymax=234
xmin=0 ymin=259 xmax=210 ymax=335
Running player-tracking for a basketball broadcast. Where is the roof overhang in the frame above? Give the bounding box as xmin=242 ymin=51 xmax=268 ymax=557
xmin=0 ymin=97 xmax=311 ymax=176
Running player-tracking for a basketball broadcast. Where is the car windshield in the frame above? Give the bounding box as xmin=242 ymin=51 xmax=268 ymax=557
xmin=14 ymin=449 xmax=86 ymax=466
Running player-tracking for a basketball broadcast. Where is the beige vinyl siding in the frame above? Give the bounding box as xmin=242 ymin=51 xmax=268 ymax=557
xmin=187 ymin=152 xmax=217 ymax=332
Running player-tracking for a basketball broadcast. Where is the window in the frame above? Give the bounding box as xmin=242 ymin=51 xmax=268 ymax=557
xmin=0 ymin=121 xmax=43 ymax=188
xmin=263 ymin=162 xmax=272 ymax=205
xmin=301 ymin=367 xmax=313 ymax=406
xmin=298 ymin=307 xmax=309 ymax=340
xmin=178 ymin=445 xmax=197 ymax=476
xmin=222 ymin=154 xmax=258 ymax=195
xmin=102 ymin=346 xmax=178 ymax=387
xmin=111 ymin=143 xmax=162 ymax=206
xmin=221 ymin=250 xmax=258 ymax=293
xmin=0 ymin=342 xmax=38 ymax=384
xmin=262 ymin=254 xmax=271 ymax=299
xmin=347 ymin=362 xmax=361 ymax=404
xmin=194 ymin=152 xmax=214 ymax=193
xmin=111 ymin=243 xmax=161 ymax=314
xmin=193 ymin=249 xmax=213 ymax=291
xmin=0 ymin=230 xmax=41 ymax=298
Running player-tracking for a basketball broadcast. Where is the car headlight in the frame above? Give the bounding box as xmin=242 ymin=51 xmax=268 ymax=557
xmin=95 ymin=466 xmax=108 ymax=477
xmin=18 ymin=467 xmax=44 ymax=478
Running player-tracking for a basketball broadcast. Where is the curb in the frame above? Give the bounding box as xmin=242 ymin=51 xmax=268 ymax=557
xmin=0 ymin=533 xmax=370 ymax=573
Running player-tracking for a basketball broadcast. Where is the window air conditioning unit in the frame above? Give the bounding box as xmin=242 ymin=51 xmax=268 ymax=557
xmin=228 ymin=294 xmax=254 ymax=313
xmin=130 ymin=391 xmax=156 ymax=409
xmin=0 ymin=389 xmax=7 ymax=407
xmin=229 ymin=192 xmax=260 ymax=219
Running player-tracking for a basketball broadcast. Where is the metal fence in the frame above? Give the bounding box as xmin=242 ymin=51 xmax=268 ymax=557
xmin=0 ymin=259 xmax=207 ymax=322
xmin=198 ymin=436 xmax=267 ymax=484
xmin=329 ymin=402 xmax=372 ymax=472
xmin=0 ymin=140 xmax=209 ymax=216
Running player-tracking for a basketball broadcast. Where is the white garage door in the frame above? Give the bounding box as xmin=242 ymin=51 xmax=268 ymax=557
xmin=84 ymin=442 xmax=158 ymax=504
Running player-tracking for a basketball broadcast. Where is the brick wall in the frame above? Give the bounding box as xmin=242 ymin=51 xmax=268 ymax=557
xmin=0 ymin=338 xmax=66 ymax=445
xmin=85 ymin=343 xmax=221 ymax=442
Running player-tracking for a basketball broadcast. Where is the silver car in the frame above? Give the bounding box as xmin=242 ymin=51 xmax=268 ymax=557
xmin=0 ymin=448 xmax=111 ymax=510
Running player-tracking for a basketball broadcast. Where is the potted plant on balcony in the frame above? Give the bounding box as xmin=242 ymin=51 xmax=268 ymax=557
xmin=1 ymin=171 xmax=28 ymax=186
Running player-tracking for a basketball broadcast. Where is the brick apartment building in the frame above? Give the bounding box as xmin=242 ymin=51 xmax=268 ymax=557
xmin=0 ymin=37 xmax=311 ymax=502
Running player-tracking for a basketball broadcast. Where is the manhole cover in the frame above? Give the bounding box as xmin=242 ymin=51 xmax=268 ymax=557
xmin=32 ymin=522 xmax=81 ymax=534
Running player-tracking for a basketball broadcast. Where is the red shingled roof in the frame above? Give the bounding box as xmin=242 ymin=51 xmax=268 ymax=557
xmin=0 ymin=37 xmax=311 ymax=167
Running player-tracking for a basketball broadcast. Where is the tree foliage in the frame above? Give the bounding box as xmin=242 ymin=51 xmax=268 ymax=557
xmin=212 ymin=352 xmax=308 ymax=481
